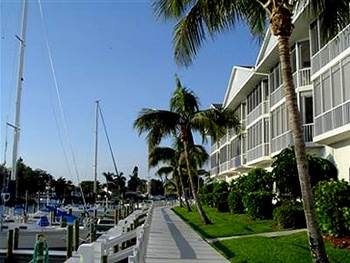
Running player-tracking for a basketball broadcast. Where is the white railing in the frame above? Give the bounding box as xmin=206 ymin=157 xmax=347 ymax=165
xmin=246 ymin=101 xmax=269 ymax=126
xmin=270 ymin=85 xmax=284 ymax=106
xmin=312 ymin=23 xmax=350 ymax=74
xmin=210 ymin=166 xmax=219 ymax=176
xmin=66 ymin=205 xmax=152 ymax=263
xmin=219 ymin=161 xmax=229 ymax=173
xmin=314 ymin=100 xmax=350 ymax=136
xmin=229 ymin=155 xmax=241 ymax=169
xmin=298 ymin=68 xmax=311 ymax=86
xmin=247 ymin=143 xmax=269 ymax=163
xmin=271 ymin=124 xmax=314 ymax=153
xmin=219 ymin=133 xmax=228 ymax=145
xmin=271 ymin=130 xmax=293 ymax=153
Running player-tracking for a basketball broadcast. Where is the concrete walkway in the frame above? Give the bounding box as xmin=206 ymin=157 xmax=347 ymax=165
xmin=145 ymin=206 xmax=229 ymax=263
xmin=207 ymin=228 xmax=307 ymax=243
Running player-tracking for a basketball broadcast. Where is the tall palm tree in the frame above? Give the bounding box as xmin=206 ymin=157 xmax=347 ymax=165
xmin=153 ymin=0 xmax=350 ymax=261
xmin=134 ymin=77 xmax=240 ymax=224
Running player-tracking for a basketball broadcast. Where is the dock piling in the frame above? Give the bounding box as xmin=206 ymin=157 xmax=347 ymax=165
xmin=74 ymin=220 xmax=79 ymax=251
xmin=13 ymin=227 xmax=19 ymax=250
xmin=66 ymin=224 xmax=73 ymax=259
xmin=6 ymin=229 xmax=14 ymax=262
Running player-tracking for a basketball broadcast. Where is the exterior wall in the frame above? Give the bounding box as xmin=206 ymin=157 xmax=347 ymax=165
xmin=210 ymin=7 xmax=350 ymax=182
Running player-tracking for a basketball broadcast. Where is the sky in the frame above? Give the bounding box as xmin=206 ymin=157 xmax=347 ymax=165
xmin=1 ymin=0 xmax=259 ymax=184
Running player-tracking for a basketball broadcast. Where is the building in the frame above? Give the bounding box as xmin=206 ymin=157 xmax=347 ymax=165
xmin=210 ymin=3 xmax=350 ymax=182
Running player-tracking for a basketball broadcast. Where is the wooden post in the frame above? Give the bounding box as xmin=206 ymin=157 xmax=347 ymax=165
xmin=6 ymin=229 xmax=14 ymax=262
xmin=36 ymin=234 xmax=46 ymax=263
xmin=90 ymin=220 xmax=96 ymax=242
xmin=102 ymin=255 xmax=108 ymax=263
xmin=74 ymin=220 xmax=79 ymax=251
xmin=113 ymin=209 xmax=118 ymax=225
xmin=66 ymin=224 xmax=73 ymax=259
xmin=13 ymin=228 xmax=19 ymax=250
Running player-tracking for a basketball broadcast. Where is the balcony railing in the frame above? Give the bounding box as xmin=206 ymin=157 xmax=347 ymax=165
xmin=271 ymin=124 xmax=314 ymax=153
xmin=315 ymin=100 xmax=350 ymax=136
xmin=210 ymin=166 xmax=219 ymax=176
xmin=219 ymin=161 xmax=229 ymax=173
xmin=312 ymin=23 xmax=350 ymax=74
xmin=247 ymin=143 xmax=269 ymax=163
xmin=246 ymin=101 xmax=269 ymax=126
xmin=270 ymin=85 xmax=284 ymax=106
xmin=229 ymin=155 xmax=242 ymax=169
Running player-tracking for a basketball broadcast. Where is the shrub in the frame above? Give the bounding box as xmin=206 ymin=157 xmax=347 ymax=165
xmin=228 ymin=190 xmax=244 ymax=214
xmin=243 ymin=191 xmax=274 ymax=219
xmin=314 ymin=180 xmax=350 ymax=237
xmin=272 ymin=147 xmax=337 ymax=200
xmin=200 ymin=183 xmax=214 ymax=207
xmin=213 ymin=181 xmax=230 ymax=212
xmin=273 ymin=200 xmax=305 ymax=229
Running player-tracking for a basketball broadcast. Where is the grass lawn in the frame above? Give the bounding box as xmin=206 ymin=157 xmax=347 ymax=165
xmin=213 ymin=232 xmax=350 ymax=263
xmin=172 ymin=206 xmax=276 ymax=238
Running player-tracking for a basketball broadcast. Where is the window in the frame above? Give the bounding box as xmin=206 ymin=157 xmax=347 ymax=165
xmin=299 ymin=41 xmax=311 ymax=68
xmin=343 ymin=57 xmax=350 ymax=102
xmin=314 ymin=77 xmax=322 ymax=116
xmin=291 ymin=47 xmax=297 ymax=73
xmin=264 ymin=119 xmax=269 ymax=143
xmin=322 ymin=72 xmax=331 ymax=111
xmin=332 ymin=64 xmax=342 ymax=107
xmin=300 ymin=92 xmax=314 ymax=124
xmin=310 ymin=20 xmax=319 ymax=55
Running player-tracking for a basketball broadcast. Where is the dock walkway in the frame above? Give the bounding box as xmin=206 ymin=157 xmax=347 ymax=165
xmin=145 ymin=206 xmax=229 ymax=263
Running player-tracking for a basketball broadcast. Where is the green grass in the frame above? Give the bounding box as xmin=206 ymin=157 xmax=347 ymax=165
xmin=172 ymin=206 xmax=276 ymax=238
xmin=212 ymin=232 xmax=350 ymax=263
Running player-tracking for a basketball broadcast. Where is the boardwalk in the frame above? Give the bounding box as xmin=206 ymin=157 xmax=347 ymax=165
xmin=145 ymin=206 xmax=229 ymax=263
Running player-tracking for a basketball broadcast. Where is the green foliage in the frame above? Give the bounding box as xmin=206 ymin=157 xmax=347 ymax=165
xmin=237 ymin=168 xmax=274 ymax=219
xmin=213 ymin=181 xmax=230 ymax=212
xmin=199 ymin=183 xmax=214 ymax=207
xmin=272 ymin=147 xmax=337 ymax=200
xmin=228 ymin=180 xmax=244 ymax=214
xmin=314 ymin=180 xmax=350 ymax=237
xmin=243 ymin=191 xmax=274 ymax=219
xmin=149 ymin=179 xmax=165 ymax=196
xmin=273 ymin=200 xmax=305 ymax=229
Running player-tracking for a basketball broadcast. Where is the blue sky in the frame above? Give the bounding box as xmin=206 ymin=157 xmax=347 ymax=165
xmin=1 ymin=0 xmax=259 ymax=183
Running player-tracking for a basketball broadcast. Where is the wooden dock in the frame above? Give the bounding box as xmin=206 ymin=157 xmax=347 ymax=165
xmin=145 ymin=207 xmax=229 ymax=263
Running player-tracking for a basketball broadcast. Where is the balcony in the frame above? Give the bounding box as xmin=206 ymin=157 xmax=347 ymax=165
xmin=210 ymin=166 xmax=219 ymax=176
xmin=247 ymin=143 xmax=269 ymax=163
xmin=271 ymin=124 xmax=314 ymax=154
xmin=312 ymin=23 xmax=350 ymax=74
xmin=219 ymin=161 xmax=229 ymax=174
xmin=270 ymin=85 xmax=284 ymax=106
xmin=314 ymin=100 xmax=350 ymax=137
xmin=246 ymin=101 xmax=269 ymax=126
xmin=293 ymin=67 xmax=311 ymax=87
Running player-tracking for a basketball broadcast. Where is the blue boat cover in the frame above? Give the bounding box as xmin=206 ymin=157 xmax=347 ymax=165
xmin=37 ymin=216 xmax=50 ymax=227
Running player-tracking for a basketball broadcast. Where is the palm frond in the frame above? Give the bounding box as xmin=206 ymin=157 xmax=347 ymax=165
xmin=134 ymin=108 xmax=179 ymax=148
xmin=149 ymin=147 xmax=176 ymax=168
xmin=153 ymin=0 xmax=195 ymax=20
xmin=191 ymin=144 xmax=209 ymax=167
xmin=156 ymin=166 xmax=174 ymax=176
xmin=170 ymin=77 xmax=199 ymax=115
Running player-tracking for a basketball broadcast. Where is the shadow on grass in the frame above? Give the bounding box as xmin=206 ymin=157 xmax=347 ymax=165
xmin=212 ymin=241 xmax=236 ymax=260
xmin=171 ymin=207 xmax=214 ymax=238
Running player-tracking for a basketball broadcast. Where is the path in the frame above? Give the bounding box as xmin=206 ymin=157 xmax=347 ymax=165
xmin=145 ymin=206 xmax=229 ymax=263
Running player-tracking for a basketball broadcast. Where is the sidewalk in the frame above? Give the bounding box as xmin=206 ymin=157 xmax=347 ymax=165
xmin=145 ymin=206 xmax=229 ymax=263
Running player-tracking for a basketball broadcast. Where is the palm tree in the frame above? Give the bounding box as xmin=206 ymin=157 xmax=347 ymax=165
xmin=103 ymin=172 xmax=126 ymax=202
xmin=153 ymin=0 xmax=350 ymax=261
xmin=134 ymin=77 xmax=240 ymax=224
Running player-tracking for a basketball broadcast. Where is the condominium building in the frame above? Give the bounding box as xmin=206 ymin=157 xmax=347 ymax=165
xmin=210 ymin=3 xmax=350 ymax=182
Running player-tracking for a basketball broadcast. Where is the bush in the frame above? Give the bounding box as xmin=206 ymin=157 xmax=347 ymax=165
xmin=243 ymin=191 xmax=274 ymax=219
xmin=200 ymin=183 xmax=214 ymax=207
xmin=314 ymin=180 xmax=350 ymax=237
xmin=213 ymin=181 xmax=230 ymax=212
xmin=272 ymin=147 xmax=337 ymax=200
xmin=228 ymin=179 xmax=244 ymax=214
xmin=273 ymin=200 xmax=305 ymax=229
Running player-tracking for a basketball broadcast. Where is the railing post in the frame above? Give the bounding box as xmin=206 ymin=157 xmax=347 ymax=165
xmin=74 ymin=219 xmax=79 ymax=251
xmin=66 ymin=224 xmax=73 ymax=259
xmin=13 ymin=227 xmax=19 ymax=250
xmin=6 ymin=229 xmax=14 ymax=262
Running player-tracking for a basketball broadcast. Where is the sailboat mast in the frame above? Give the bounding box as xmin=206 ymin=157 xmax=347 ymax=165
xmin=11 ymin=0 xmax=28 ymax=199
xmin=93 ymin=100 xmax=99 ymax=198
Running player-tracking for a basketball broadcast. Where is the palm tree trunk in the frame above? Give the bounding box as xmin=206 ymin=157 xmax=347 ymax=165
xmin=277 ymin=35 xmax=328 ymax=263
xmin=174 ymin=175 xmax=184 ymax=207
xmin=178 ymin=168 xmax=192 ymax=211
xmin=183 ymin=142 xmax=211 ymax=224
